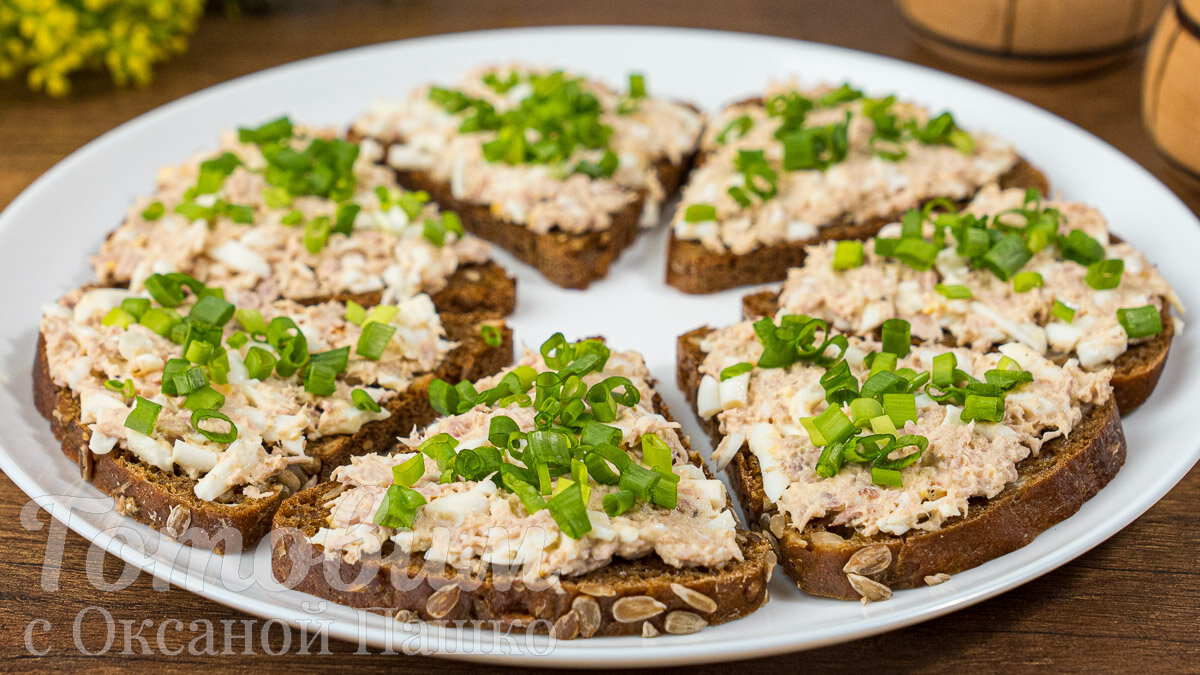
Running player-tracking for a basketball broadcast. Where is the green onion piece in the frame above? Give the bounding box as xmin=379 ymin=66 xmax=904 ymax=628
xmin=861 ymin=370 xmax=906 ymax=400
xmin=101 ymin=307 xmax=133 ymax=329
xmin=480 ymin=324 xmax=502 ymax=348
xmin=119 ymin=298 xmax=150 ymax=320
xmin=881 ymin=318 xmax=911 ymax=357
xmin=814 ymin=440 xmax=846 ymax=478
xmin=1117 ymin=304 xmax=1163 ymax=339
xmin=364 ymin=305 xmax=399 ymax=326
xmin=628 ymin=73 xmax=646 ymax=98
xmin=1012 ymin=271 xmax=1043 ymax=293
xmin=143 ymin=273 xmax=187 ymax=307
xmin=935 ymin=284 xmax=973 ymax=300
xmin=1057 ymin=228 xmax=1105 ymax=266
xmin=171 ymin=365 xmax=208 ymax=396
xmin=392 ymin=454 xmax=425 ymax=488
xmin=184 ymin=339 xmax=214 ymax=364
xmin=304 ymin=363 xmax=337 ymax=396
xmin=832 ymin=241 xmax=865 ymax=270
xmin=188 ymin=295 xmax=235 ymax=327
xmin=984 ymin=368 xmax=1033 ymax=389
xmin=356 ymin=321 xmax=396 ymax=361
xmin=870 ymin=414 xmax=897 ymax=435
xmin=235 ymin=309 xmax=268 ymax=337
xmin=141 ymin=201 xmax=165 ymax=220
xmin=641 ymin=433 xmax=673 ymax=474
xmin=344 ymin=301 xmax=366 ymax=326
xmin=962 ymin=394 xmax=1004 ymax=423
xmin=226 ymin=331 xmax=248 ymax=349
xmin=104 ymin=378 xmax=134 ymax=398
xmin=183 ymin=385 xmax=225 ymax=412
xmin=868 ymin=351 xmax=897 ymax=377
xmin=208 ymin=348 xmax=230 ymax=385
xmin=812 ymin=406 xmax=856 ymax=447
xmin=850 ymin=397 xmax=884 ymax=428
xmin=982 ymin=233 xmax=1033 ymax=281
xmin=727 ymin=185 xmax=752 ymax=208
xmin=373 ymin=484 xmax=426 ymax=529
xmin=123 ymin=396 xmax=162 ymax=436
xmin=602 ymin=489 xmax=636 ymax=517
xmin=719 ymin=362 xmax=753 ymax=381
xmin=417 ymin=433 xmax=459 ymax=472
xmin=428 ymin=379 xmax=457 ymax=416
xmin=1085 ymin=259 xmax=1124 ymax=290
xmin=505 ymin=473 xmax=548 ymax=515
xmin=243 ymin=346 xmax=277 ymax=381
xmin=583 ymin=452 xmax=621 ymax=485
xmin=138 ymin=307 xmax=180 ymax=336
xmin=931 ymin=352 xmax=957 ymax=387
xmin=893 ymin=238 xmax=940 ymax=271
xmin=238 ymin=115 xmax=293 ymax=145
xmin=799 ymin=416 xmax=827 ymax=446
xmin=303 ymin=216 xmax=331 ymax=254
xmin=819 ymin=360 xmax=860 ymax=405
xmin=159 ymin=358 xmax=188 ymax=396
xmin=684 ymin=203 xmax=717 ymax=222
xmin=352 ymin=388 xmax=382 ymax=412
xmin=618 ymin=462 xmax=661 ymax=502
xmin=1052 ymin=299 xmax=1076 ymax=323
xmin=870 ymin=466 xmax=903 ymax=487
xmin=882 ymin=392 xmax=917 ymax=428
xmin=715 ymin=115 xmax=754 ymax=144
xmin=487 ymin=415 xmax=520 ymax=449
xmin=189 ymin=408 xmax=237 ymax=444
xmin=331 ymin=203 xmax=361 ymax=236
xmin=262 ymin=186 xmax=291 ymax=209
xmin=280 ymin=209 xmax=303 ymax=226
xmin=546 ymin=482 xmax=591 ymax=539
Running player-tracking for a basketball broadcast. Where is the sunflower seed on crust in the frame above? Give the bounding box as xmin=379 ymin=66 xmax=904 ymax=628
xmin=394 ymin=610 xmax=419 ymax=623
xmin=768 ymin=513 xmax=786 ymax=539
xmin=572 ymin=595 xmax=601 ymax=637
xmin=843 ymin=544 xmax=891 ymax=576
xmin=551 ymin=610 xmax=580 ymax=640
xmin=764 ymin=550 xmax=778 ymax=583
xmin=425 ymin=584 xmax=461 ymax=619
xmin=164 ymin=505 xmax=191 ymax=538
xmin=612 ymin=596 xmax=666 ymax=623
xmin=642 ymin=621 xmax=659 ymax=638
xmin=670 ymin=583 xmax=717 ymax=614
xmin=925 ymin=573 xmax=952 ymax=586
xmin=664 ymin=610 xmax=708 ymax=635
xmin=847 ymin=573 xmax=892 ymax=602
xmin=576 ymin=582 xmax=616 ymax=597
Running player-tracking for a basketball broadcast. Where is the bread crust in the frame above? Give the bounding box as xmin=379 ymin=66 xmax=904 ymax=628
xmin=665 ymin=157 xmax=1049 ymax=294
xmin=357 ymin=120 xmax=697 ymax=290
xmin=676 ymin=325 xmax=1127 ymax=600
xmin=32 ymin=313 xmax=513 ymax=554
xmin=293 ymin=261 xmax=516 ymax=318
xmin=269 ymin=393 xmax=773 ymax=638
xmin=740 ymin=291 xmax=1174 ymax=414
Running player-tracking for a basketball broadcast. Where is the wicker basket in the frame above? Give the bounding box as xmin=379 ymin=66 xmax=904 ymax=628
xmin=1144 ymin=1 xmax=1200 ymax=178
xmin=897 ymin=0 xmax=1167 ymax=78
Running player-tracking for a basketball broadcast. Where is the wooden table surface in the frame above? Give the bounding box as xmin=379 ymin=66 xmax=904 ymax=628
xmin=2 ymin=1 xmax=1197 ymax=671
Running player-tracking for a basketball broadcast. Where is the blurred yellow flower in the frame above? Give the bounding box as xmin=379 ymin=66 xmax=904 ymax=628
xmin=0 ymin=0 xmax=204 ymax=95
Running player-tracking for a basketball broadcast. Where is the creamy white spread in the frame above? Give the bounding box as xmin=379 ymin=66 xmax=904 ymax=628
xmin=92 ymin=126 xmax=492 ymax=308
xmin=311 ymin=348 xmax=742 ymax=581
xmin=777 ymin=186 xmax=1182 ymax=369
xmin=696 ymin=321 xmax=1112 ymax=537
xmin=673 ymin=82 xmax=1018 ymax=254
xmin=40 ymin=287 xmax=455 ymax=502
xmin=352 ymin=64 xmax=705 ymax=234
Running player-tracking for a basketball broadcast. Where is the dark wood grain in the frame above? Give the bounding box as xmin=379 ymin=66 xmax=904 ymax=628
xmin=2 ymin=0 xmax=1198 ymax=670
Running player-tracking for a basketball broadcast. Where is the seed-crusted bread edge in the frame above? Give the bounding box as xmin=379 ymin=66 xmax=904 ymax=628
xmin=269 ymin=386 xmax=774 ymax=638
xmin=31 ymin=312 xmax=514 ymax=554
xmin=664 ymin=157 xmax=1049 ymax=294
xmin=676 ymin=325 xmax=1127 ymax=600
xmin=740 ymin=291 xmax=1174 ymax=414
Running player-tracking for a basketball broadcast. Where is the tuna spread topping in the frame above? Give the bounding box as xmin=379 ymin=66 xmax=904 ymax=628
xmin=696 ymin=316 xmax=1111 ymax=537
xmin=92 ymin=118 xmax=491 ymax=308
xmin=40 ymin=276 xmax=456 ymax=503
xmin=777 ymin=186 xmax=1181 ymax=369
xmin=311 ymin=336 xmax=741 ymax=582
xmin=673 ymin=82 xmax=1017 ymax=254
xmin=352 ymin=64 xmax=705 ymax=235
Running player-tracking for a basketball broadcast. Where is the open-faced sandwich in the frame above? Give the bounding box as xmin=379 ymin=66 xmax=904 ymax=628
xmin=351 ymin=65 xmax=704 ymax=289
xmin=34 ymin=275 xmax=511 ymax=551
xmin=743 ymin=186 xmax=1182 ymax=412
xmin=92 ymin=116 xmax=515 ymax=316
xmin=666 ymin=82 xmax=1048 ymax=293
xmin=272 ymin=334 xmax=773 ymax=637
xmin=678 ymin=314 xmax=1122 ymax=600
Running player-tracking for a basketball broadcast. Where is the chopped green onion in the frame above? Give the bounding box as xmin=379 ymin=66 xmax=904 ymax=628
xmin=641 ymin=433 xmax=673 ymax=474
xmin=344 ymin=301 xmax=366 ymax=326
xmin=184 ymin=339 xmax=214 ymax=364
xmin=101 ymin=307 xmax=133 ymax=329
xmin=226 ymin=331 xmax=248 ymax=349
xmin=188 ymin=295 xmax=235 ymax=327
xmin=331 ymin=203 xmax=361 ymax=236
xmin=480 ymin=324 xmax=502 ymax=348
xmin=881 ymin=318 xmax=911 ymax=357
xmin=303 ymin=216 xmax=331 ymax=254
xmin=684 ymin=203 xmax=717 ymax=223
xmin=982 ymin=233 xmax=1033 ymax=281
xmin=138 ymin=307 xmax=179 ymax=336
xmin=183 ymin=385 xmax=225 ymax=412
xmin=170 ymin=365 xmax=208 ymax=396
xmin=392 ymin=454 xmax=425 ymax=488
xmin=849 ymin=398 xmax=884 ymax=428
xmin=870 ymin=466 xmax=903 ymax=487
xmin=1052 ymin=299 xmax=1076 ymax=323
xmin=832 ymin=241 xmax=865 ymax=270
xmin=715 ymin=115 xmax=754 ymax=144
xmin=893 ymin=238 xmax=940 ymax=270
xmin=720 ymin=362 xmax=753 ymax=381
xmin=356 ymin=321 xmax=396 ymax=361
xmin=1057 ymin=229 xmax=1105 ymax=266
xmin=104 ymin=378 xmax=134 ymax=398
xmin=547 ymin=481 xmax=591 ymax=539
xmin=1085 ymin=259 xmax=1124 ymax=290
xmin=935 ymin=284 xmax=973 ymax=300
xmin=602 ymin=489 xmax=636 ymax=517
xmin=303 ymin=363 xmax=337 ymax=396
xmin=868 ymin=351 xmax=898 ymax=376
xmin=373 ymin=484 xmax=426 ymax=529
xmin=1117 ymin=304 xmax=1163 ymax=339
xmin=814 ymin=440 xmax=846 ymax=477
xmin=363 ymin=305 xmax=399 ymax=326
xmin=280 ymin=209 xmax=303 ymax=226
xmin=870 ymin=414 xmax=897 ymax=435
xmin=882 ymin=392 xmax=917 ymax=428
xmin=1012 ymin=271 xmax=1043 ymax=293
xmin=352 ymin=388 xmax=382 ymax=413
xmin=931 ymin=352 xmax=957 ymax=387
xmin=238 ymin=115 xmax=294 ymax=145
xmin=812 ymin=405 xmax=856 ymax=447
xmin=235 ymin=309 xmax=268 ymax=337
xmin=618 ymin=462 xmax=661 ymax=503
xmin=141 ymin=201 xmax=165 ymax=220
xmin=243 ymin=347 xmax=277 ymax=381
xmin=962 ymin=394 xmax=1004 ymax=423
xmin=628 ymin=73 xmax=646 ymax=98
xmin=123 ymin=396 xmax=162 ymax=436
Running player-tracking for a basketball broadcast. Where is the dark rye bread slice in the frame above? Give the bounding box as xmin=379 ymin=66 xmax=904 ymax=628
xmin=31 ymin=313 xmax=513 ymax=554
xmin=293 ymin=261 xmax=517 ymax=318
xmin=677 ymin=325 xmax=1127 ymax=600
xmin=741 ymin=287 xmax=1174 ymax=415
xmin=352 ymin=128 xmax=697 ymax=290
xmin=270 ymin=393 xmax=774 ymax=638
xmin=665 ymin=157 xmax=1049 ymax=294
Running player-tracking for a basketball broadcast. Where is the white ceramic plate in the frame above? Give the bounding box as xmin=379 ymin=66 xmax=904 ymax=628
xmin=1 ymin=26 xmax=1196 ymax=667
